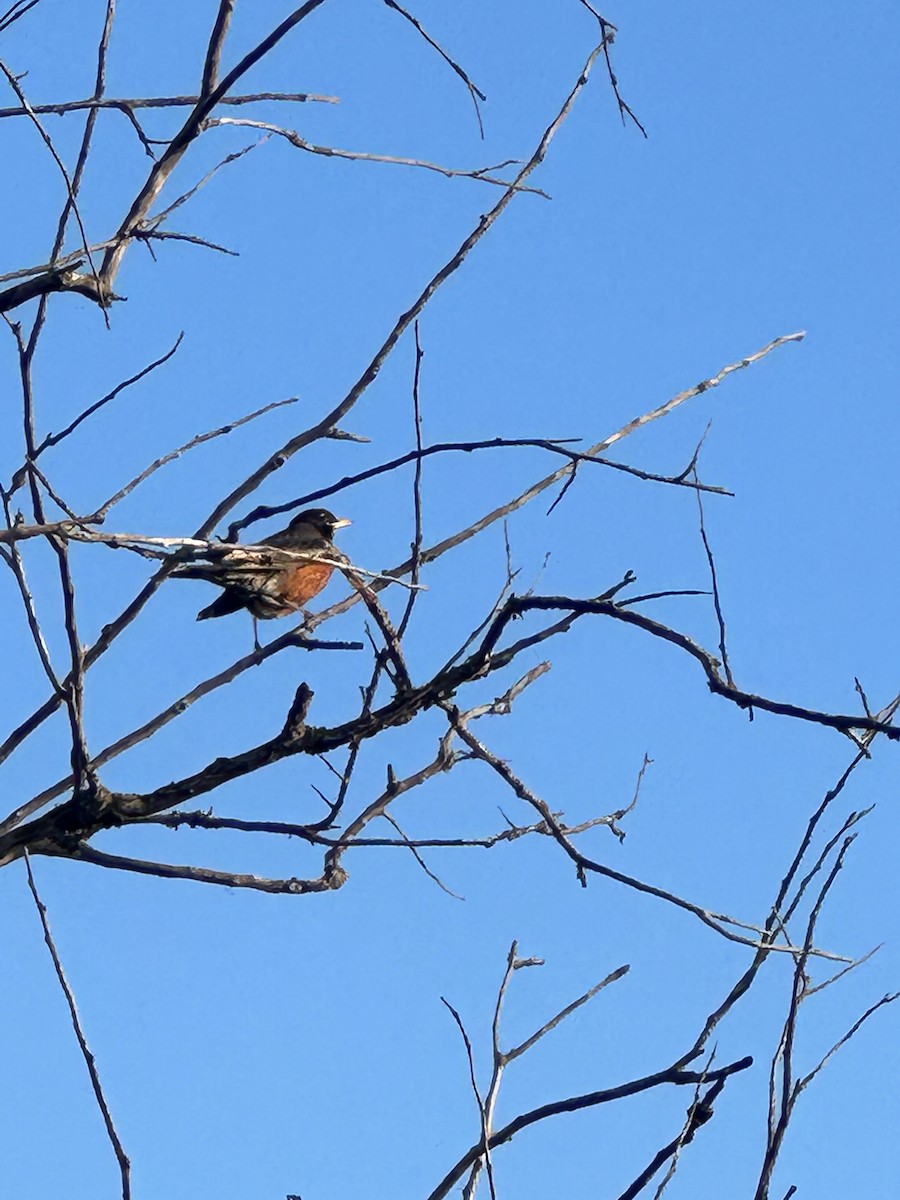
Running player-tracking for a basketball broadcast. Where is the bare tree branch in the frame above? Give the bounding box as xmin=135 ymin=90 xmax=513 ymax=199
xmin=0 ymin=92 xmax=339 ymax=121
xmin=201 ymin=0 xmax=235 ymax=98
xmin=618 ymin=1076 xmax=726 ymax=1200
xmin=0 ymin=58 xmax=100 ymax=303
xmin=24 ymin=854 xmax=131 ymax=1199
xmin=426 ymin=1055 xmax=753 ymax=1200
xmin=382 ymin=0 xmax=487 ymax=137
xmin=206 ymin=116 xmax=548 ymax=195
xmin=201 ymin=40 xmax=607 ymax=541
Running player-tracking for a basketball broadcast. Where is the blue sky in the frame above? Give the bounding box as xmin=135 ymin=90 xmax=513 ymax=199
xmin=1 ymin=3 xmax=899 ymax=1197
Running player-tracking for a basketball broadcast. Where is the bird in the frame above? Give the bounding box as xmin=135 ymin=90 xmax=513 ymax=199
xmin=171 ymin=508 xmax=351 ymax=623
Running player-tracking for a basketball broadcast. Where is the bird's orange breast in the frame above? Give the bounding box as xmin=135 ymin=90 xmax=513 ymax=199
xmin=279 ymin=562 xmax=335 ymax=608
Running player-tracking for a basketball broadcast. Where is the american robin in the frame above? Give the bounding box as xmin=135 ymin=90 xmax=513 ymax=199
xmin=172 ymin=508 xmax=351 ymax=622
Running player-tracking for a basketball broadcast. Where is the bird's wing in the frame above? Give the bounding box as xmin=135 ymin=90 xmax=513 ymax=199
xmin=262 ymin=524 xmax=323 ymax=550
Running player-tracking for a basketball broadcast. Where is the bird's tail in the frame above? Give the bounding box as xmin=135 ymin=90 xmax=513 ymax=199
xmin=196 ymin=591 xmax=246 ymax=621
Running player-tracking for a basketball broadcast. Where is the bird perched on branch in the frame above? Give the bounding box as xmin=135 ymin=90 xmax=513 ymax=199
xmin=171 ymin=508 xmax=351 ymax=623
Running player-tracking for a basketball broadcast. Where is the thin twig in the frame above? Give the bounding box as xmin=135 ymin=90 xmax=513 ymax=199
xmin=382 ymin=0 xmax=486 ymax=136
xmin=506 ymin=964 xmax=629 ymax=1062
xmin=443 ymin=705 xmax=850 ymax=957
xmin=92 ymin=395 xmax=298 ymax=519
xmin=0 ymin=59 xmax=100 ymax=303
xmin=232 ymin=437 xmax=729 ymax=539
xmin=442 ymin=998 xmax=498 ymax=1200
xmin=206 ymin=117 xmax=547 ymax=195
xmin=396 ymin=321 xmax=425 ymax=641
xmin=24 ymin=854 xmax=131 ymax=1199
xmin=0 ymin=0 xmax=41 ymax=33
xmin=139 ymin=229 xmax=239 ymax=257
xmin=380 ymin=810 xmax=464 ymax=899
xmin=692 ymin=456 xmax=734 ymax=688
xmin=755 ymin=837 xmax=854 ymax=1198
xmin=149 ymin=138 xmax=265 ymax=226
xmin=11 ymin=333 xmax=185 ymax=487
xmin=0 ymin=488 xmax=63 ymax=691
xmin=675 ymin=725 xmax=897 ymax=1070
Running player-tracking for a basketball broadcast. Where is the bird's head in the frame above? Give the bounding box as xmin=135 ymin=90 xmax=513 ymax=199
xmin=289 ymin=508 xmax=352 ymax=540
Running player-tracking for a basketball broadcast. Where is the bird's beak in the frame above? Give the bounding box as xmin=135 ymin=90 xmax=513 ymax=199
xmin=332 ymin=517 xmax=352 ymax=529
